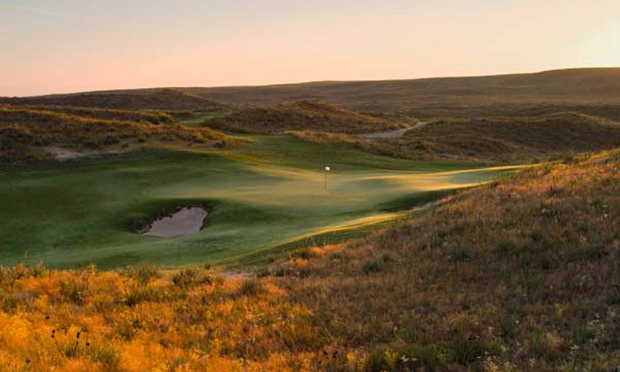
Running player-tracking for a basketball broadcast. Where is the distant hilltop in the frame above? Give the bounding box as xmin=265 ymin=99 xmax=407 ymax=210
xmin=2 ymin=68 xmax=620 ymax=112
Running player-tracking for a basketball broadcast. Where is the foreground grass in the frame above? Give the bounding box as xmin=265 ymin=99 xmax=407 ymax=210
xmin=0 ymin=148 xmax=618 ymax=371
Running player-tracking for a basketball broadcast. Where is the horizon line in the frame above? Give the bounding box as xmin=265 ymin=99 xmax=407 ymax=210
xmin=4 ymin=65 xmax=619 ymax=99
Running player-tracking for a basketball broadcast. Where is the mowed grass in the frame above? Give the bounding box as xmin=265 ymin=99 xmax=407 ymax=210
xmin=0 ymin=135 xmax=522 ymax=269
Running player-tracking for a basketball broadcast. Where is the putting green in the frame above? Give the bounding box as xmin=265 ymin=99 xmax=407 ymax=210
xmin=0 ymin=136 xmax=523 ymax=269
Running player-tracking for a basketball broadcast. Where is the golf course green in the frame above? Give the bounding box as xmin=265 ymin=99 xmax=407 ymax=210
xmin=0 ymin=135 xmax=523 ymax=269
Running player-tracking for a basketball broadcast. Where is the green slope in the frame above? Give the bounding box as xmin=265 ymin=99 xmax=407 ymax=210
xmin=0 ymin=136 xmax=522 ymax=269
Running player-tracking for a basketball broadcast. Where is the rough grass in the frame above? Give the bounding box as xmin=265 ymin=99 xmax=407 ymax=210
xmin=293 ymin=112 xmax=620 ymax=164
xmin=205 ymin=100 xmax=406 ymax=134
xmin=2 ymin=104 xmax=175 ymax=124
xmin=180 ymin=68 xmax=620 ymax=111
xmin=0 ymin=106 xmax=235 ymax=164
xmin=0 ymin=88 xmax=225 ymax=111
xmin=0 ymin=148 xmax=617 ymax=371
xmin=398 ymin=112 xmax=620 ymax=162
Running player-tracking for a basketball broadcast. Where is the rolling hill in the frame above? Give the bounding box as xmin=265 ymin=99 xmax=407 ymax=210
xmin=0 ymin=105 xmax=235 ymax=165
xmin=205 ymin=100 xmax=409 ymax=134
xmin=181 ymin=68 xmax=620 ymax=112
xmin=292 ymin=111 xmax=620 ymax=163
xmin=3 ymin=68 xmax=620 ymax=114
xmin=0 ymin=89 xmax=226 ymax=111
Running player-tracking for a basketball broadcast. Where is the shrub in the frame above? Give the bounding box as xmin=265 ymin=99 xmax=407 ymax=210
xmin=495 ymin=239 xmax=516 ymax=254
xmin=362 ymin=259 xmax=382 ymax=274
xmin=450 ymin=337 xmax=498 ymax=365
xmin=60 ymin=278 xmax=88 ymax=305
xmin=572 ymin=326 xmax=596 ymax=345
xmin=123 ymin=262 xmax=160 ymax=284
xmin=172 ymin=268 xmax=200 ymax=288
xmin=606 ymin=287 xmax=620 ymax=305
xmin=449 ymin=245 xmax=472 ymax=262
xmin=87 ymin=343 xmax=120 ymax=370
xmin=124 ymin=285 xmax=161 ymax=306
xmin=238 ymin=279 xmax=266 ymax=296
xmin=366 ymin=345 xmax=445 ymax=372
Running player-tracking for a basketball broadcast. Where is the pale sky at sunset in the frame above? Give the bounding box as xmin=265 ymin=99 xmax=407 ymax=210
xmin=1 ymin=0 xmax=619 ymax=96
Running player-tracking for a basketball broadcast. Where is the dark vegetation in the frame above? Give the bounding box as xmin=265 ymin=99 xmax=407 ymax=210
xmin=294 ymin=111 xmax=620 ymax=163
xmin=179 ymin=68 xmax=620 ymax=111
xmin=4 ymin=104 xmax=175 ymax=124
xmin=400 ymin=112 xmax=620 ymax=162
xmin=205 ymin=100 xmax=408 ymax=134
xmin=0 ymin=88 xmax=225 ymax=111
xmin=0 ymin=105 xmax=235 ymax=165
xmin=7 ymin=68 xmax=620 ymax=114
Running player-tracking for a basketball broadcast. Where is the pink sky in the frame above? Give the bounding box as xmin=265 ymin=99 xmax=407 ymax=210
xmin=1 ymin=0 xmax=619 ymax=96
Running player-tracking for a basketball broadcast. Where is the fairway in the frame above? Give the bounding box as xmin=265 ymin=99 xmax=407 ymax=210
xmin=0 ymin=136 xmax=522 ymax=269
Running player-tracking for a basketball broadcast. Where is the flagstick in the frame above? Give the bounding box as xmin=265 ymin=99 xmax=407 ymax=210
xmin=324 ymin=165 xmax=331 ymax=192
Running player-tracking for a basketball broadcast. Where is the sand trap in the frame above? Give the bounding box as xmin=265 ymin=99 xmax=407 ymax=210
xmin=144 ymin=207 xmax=208 ymax=238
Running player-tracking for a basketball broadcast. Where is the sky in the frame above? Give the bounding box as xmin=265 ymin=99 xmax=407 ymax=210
xmin=1 ymin=0 xmax=619 ymax=96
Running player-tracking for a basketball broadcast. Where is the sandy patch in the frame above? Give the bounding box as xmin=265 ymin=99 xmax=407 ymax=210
xmin=46 ymin=147 xmax=84 ymax=160
xmin=45 ymin=146 xmax=137 ymax=161
xmin=144 ymin=207 xmax=208 ymax=238
xmin=360 ymin=121 xmax=428 ymax=139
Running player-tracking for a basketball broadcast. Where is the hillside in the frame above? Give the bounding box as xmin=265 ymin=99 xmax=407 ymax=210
xmin=294 ymin=112 xmax=620 ymax=163
xmin=3 ymin=105 xmax=175 ymax=124
xmin=5 ymin=68 xmax=620 ymax=115
xmin=206 ymin=100 xmax=408 ymax=134
xmin=0 ymin=106 xmax=234 ymax=165
xmin=402 ymin=113 xmax=620 ymax=161
xmin=181 ymin=68 xmax=620 ymax=112
xmin=0 ymin=148 xmax=617 ymax=371
xmin=0 ymin=89 xmax=226 ymax=111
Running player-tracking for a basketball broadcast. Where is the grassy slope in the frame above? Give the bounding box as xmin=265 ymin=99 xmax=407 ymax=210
xmin=5 ymin=68 xmax=620 ymax=114
xmin=0 ymin=149 xmax=617 ymax=371
xmin=181 ymin=68 xmax=620 ymax=111
xmin=0 ymin=135 xmax=515 ymax=269
xmin=3 ymin=105 xmax=176 ymax=124
xmin=205 ymin=100 xmax=407 ymax=134
xmin=293 ymin=112 xmax=620 ymax=164
xmin=400 ymin=113 xmax=620 ymax=162
xmin=0 ymin=106 xmax=234 ymax=164
xmin=0 ymin=89 xmax=225 ymax=111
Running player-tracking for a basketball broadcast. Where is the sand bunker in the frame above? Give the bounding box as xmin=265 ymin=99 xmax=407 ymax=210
xmin=144 ymin=207 xmax=208 ymax=238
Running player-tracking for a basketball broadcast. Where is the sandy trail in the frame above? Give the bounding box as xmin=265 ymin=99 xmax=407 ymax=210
xmin=144 ymin=207 xmax=208 ymax=238
xmin=361 ymin=121 xmax=428 ymax=139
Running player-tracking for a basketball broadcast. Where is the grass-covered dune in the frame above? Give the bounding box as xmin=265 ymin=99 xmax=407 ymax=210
xmin=0 ymin=148 xmax=617 ymax=371
xmin=0 ymin=89 xmax=225 ymax=111
xmin=4 ymin=105 xmax=175 ymax=125
xmin=0 ymin=106 xmax=234 ymax=164
xmin=206 ymin=100 xmax=408 ymax=134
xmin=8 ymin=68 xmax=620 ymax=114
xmin=182 ymin=68 xmax=620 ymax=111
xmin=399 ymin=112 xmax=620 ymax=162
xmin=407 ymin=103 xmax=620 ymax=122
xmin=294 ymin=112 xmax=620 ymax=164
